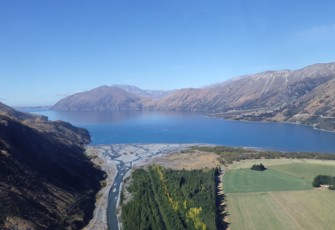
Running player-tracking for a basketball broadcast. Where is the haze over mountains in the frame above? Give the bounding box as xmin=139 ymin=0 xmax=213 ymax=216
xmin=52 ymin=62 xmax=335 ymax=131
xmin=0 ymin=102 xmax=104 ymax=229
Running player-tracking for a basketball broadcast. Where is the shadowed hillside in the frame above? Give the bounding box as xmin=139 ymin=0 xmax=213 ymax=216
xmin=0 ymin=102 xmax=104 ymax=229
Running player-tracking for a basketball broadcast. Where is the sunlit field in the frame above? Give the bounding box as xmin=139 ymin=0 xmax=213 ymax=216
xmin=224 ymin=159 xmax=335 ymax=230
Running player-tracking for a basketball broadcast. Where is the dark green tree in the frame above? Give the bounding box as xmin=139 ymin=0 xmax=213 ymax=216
xmin=312 ymin=175 xmax=331 ymax=187
xmin=250 ymin=163 xmax=266 ymax=171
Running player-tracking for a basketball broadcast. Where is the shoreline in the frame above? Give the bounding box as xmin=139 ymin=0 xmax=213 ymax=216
xmin=209 ymin=113 xmax=335 ymax=133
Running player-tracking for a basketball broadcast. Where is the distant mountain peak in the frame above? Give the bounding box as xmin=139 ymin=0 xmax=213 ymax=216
xmin=111 ymin=84 xmax=174 ymax=99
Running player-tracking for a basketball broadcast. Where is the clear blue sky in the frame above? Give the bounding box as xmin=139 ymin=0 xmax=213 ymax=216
xmin=1 ymin=0 xmax=335 ymax=106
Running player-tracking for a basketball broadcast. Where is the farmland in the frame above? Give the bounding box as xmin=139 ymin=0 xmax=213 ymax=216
xmin=224 ymin=159 xmax=335 ymax=230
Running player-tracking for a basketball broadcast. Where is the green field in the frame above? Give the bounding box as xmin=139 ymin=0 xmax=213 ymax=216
xmin=270 ymin=163 xmax=335 ymax=183
xmin=224 ymin=159 xmax=335 ymax=230
xmin=224 ymin=168 xmax=311 ymax=193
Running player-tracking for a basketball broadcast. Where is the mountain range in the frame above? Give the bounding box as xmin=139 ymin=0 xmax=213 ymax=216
xmin=52 ymin=62 xmax=335 ymax=131
xmin=0 ymin=102 xmax=104 ymax=229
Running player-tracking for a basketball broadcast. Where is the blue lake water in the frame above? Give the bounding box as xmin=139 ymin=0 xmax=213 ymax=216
xmin=28 ymin=110 xmax=335 ymax=154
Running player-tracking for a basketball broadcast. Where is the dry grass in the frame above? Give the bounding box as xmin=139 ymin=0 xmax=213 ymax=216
xmin=228 ymin=158 xmax=335 ymax=170
xmin=150 ymin=150 xmax=221 ymax=170
xmin=227 ymin=190 xmax=335 ymax=230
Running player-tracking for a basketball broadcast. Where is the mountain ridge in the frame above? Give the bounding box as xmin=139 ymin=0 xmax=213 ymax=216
xmin=52 ymin=62 xmax=335 ymax=131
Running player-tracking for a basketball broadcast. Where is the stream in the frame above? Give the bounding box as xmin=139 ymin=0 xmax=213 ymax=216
xmin=95 ymin=144 xmax=191 ymax=230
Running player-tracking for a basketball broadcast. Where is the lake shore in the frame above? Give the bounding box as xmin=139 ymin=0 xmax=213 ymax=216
xmin=27 ymin=110 xmax=335 ymax=154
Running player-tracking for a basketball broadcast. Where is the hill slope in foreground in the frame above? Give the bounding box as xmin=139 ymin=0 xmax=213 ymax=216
xmin=0 ymin=102 xmax=104 ymax=229
xmin=52 ymin=62 xmax=335 ymax=131
xmin=224 ymin=159 xmax=335 ymax=230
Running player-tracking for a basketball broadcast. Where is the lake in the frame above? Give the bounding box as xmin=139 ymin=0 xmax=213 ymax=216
xmin=28 ymin=110 xmax=335 ymax=153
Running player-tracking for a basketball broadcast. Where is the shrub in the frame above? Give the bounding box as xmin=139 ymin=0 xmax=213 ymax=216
xmin=250 ymin=163 xmax=266 ymax=171
xmin=312 ymin=175 xmax=335 ymax=190
xmin=312 ymin=175 xmax=331 ymax=187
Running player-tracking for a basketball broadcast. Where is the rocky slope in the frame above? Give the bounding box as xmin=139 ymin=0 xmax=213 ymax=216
xmin=150 ymin=63 xmax=335 ymax=112
xmin=0 ymin=102 xmax=105 ymax=229
xmin=52 ymin=62 xmax=335 ymax=130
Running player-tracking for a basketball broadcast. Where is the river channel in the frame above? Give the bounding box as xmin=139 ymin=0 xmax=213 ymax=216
xmin=94 ymin=144 xmax=192 ymax=230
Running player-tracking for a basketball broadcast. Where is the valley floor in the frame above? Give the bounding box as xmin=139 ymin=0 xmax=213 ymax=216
xmin=83 ymin=145 xmax=335 ymax=230
xmin=82 ymin=144 xmax=199 ymax=230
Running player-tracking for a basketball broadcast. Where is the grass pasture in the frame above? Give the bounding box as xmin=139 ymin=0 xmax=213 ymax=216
xmin=224 ymin=168 xmax=311 ymax=193
xmin=270 ymin=163 xmax=335 ymax=183
xmin=224 ymin=159 xmax=335 ymax=230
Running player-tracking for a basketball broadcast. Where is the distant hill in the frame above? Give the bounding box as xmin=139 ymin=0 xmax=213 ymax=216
xmin=52 ymin=85 xmax=143 ymax=111
xmin=0 ymin=102 xmax=104 ymax=229
xmin=52 ymin=62 xmax=335 ymax=131
xmin=52 ymin=85 xmax=174 ymax=111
